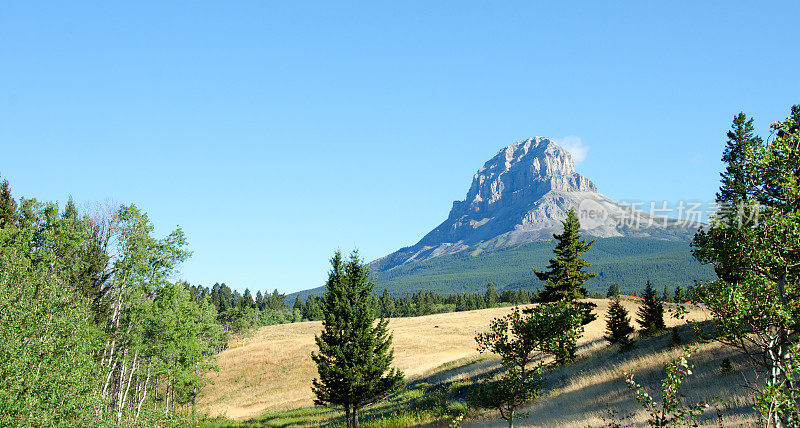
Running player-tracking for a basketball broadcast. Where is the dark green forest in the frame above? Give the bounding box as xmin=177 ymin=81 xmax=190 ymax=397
xmin=289 ymin=237 xmax=716 ymax=302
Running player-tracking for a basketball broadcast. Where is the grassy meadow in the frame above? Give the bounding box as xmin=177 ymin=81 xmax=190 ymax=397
xmin=198 ymin=299 xmax=761 ymax=427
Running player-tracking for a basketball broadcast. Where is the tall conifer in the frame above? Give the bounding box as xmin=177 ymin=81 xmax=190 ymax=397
xmin=605 ymin=296 xmax=634 ymax=348
xmin=636 ymin=281 xmax=665 ymax=335
xmin=0 ymin=176 xmax=19 ymax=228
xmin=311 ymin=251 xmax=404 ymax=428
xmin=535 ymin=208 xmax=597 ymax=302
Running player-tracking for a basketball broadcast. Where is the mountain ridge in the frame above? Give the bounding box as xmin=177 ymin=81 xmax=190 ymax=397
xmin=372 ymin=137 xmax=699 ymax=272
xmin=287 ymin=137 xmax=712 ymax=303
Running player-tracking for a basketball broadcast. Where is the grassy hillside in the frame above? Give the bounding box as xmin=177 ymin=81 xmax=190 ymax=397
xmin=290 ymin=237 xmax=716 ymax=302
xmin=197 ymin=306 xmax=520 ymax=420
xmin=199 ymin=300 xmax=759 ymax=427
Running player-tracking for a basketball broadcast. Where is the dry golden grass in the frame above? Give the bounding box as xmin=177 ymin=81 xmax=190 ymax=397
xmin=198 ymin=305 xmax=535 ymax=420
xmin=465 ymin=301 xmax=761 ymax=427
xmin=199 ymin=298 xmax=761 ymax=427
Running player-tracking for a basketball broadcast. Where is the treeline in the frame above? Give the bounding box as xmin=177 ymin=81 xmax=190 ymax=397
xmin=0 ymin=177 xmax=225 ymax=426
xmin=187 ymin=283 xmax=302 ymax=346
xmin=369 ymin=237 xmax=716 ymax=296
xmin=176 ymin=281 xmax=544 ymax=341
xmin=291 ymin=285 xmax=542 ymax=321
xmin=606 ymin=281 xmax=703 ymax=303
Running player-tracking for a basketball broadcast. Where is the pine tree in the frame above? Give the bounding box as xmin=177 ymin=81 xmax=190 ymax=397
xmin=455 ymin=294 xmax=467 ymax=312
xmin=606 ymin=283 xmax=621 ymax=298
xmin=636 ymin=281 xmax=665 ymax=335
xmin=662 ymin=285 xmax=671 ymax=303
xmin=674 ymin=285 xmax=685 ymax=303
xmin=693 ymin=112 xmax=763 ymax=285
xmin=255 ymin=290 xmax=264 ymax=310
xmin=302 ymin=295 xmax=323 ymax=320
xmin=718 ymin=112 xmax=762 ymax=206
xmin=311 ymin=251 xmax=404 ymax=428
xmin=0 ymin=176 xmax=19 ymax=228
xmin=605 ymin=296 xmax=634 ymax=348
xmin=535 ymin=208 xmax=597 ymax=302
xmin=242 ymin=288 xmax=254 ymax=309
xmin=380 ymin=289 xmax=395 ymax=318
xmin=485 ymin=283 xmax=499 ymax=307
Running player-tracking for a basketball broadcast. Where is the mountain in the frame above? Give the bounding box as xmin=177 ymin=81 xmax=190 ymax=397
xmin=372 ymin=137 xmax=699 ymax=272
xmin=288 ymin=137 xmax=713 ymax=303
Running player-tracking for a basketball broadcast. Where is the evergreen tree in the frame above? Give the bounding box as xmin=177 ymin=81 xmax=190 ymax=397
xmin=485 ymin=283 xmax=499 ymax=307
xmin=268 ymin=289 xmax=285 ymax=310
xmin=219 ymin=284 xmax=232 ymax=311
xmin=605 ymin=296 xmax=634 ymax=348
xmin=673 ymin=285 xmax=685 ymax=303
xmin=718 ymin=112 xmax=762 ymax=206
xmin=242 ymin=288 xmax=254 ymax=309
xmin=255 ymin=290 xmax=264 ymax=310
xmin=231 ymin=289 xmax=243 ymax=309
xmin=380 ymin=289 xmax=395 ymax=318
xmin=311 ymin=251 xmax=404 ymax=428
xmin=662 ymin=284 xmax=671 ymax=302
xmin=455 ymin=294 xmax=467 ymax=312
xmin=302 ymin=295 xmax=323 ymax=320
xmin=636 ymin=281 xmax=665 ymax=335
xmin=211 ymin=283 xmax=222 ymax=310
xmin=0 ymin=176 xmax=19 ymax=228
xmin=535 ymin=208 xmax=597 ymax=302
xmin=606 ymin=283 xmax=621 ymax=298
xmin=693 ymin=112 xmax=762 ymax=285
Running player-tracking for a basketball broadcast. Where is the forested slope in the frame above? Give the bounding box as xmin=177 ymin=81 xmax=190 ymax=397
xmin=288 ymin=237 xmax=715 ymax=302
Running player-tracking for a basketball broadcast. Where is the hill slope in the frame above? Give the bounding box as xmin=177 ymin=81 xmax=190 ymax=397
xmin=289 ymin=237 xmax=715 ymax=302
xmin=198 ymin=300 xmax=758 ymax=427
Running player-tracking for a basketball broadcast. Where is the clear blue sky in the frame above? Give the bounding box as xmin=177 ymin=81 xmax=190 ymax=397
xmin=2 ymin=2 xmax=798 ymax=294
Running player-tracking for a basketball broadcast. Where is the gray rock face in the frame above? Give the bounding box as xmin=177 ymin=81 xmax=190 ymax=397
xmin=372 ymin=137 xmax=699 ymax=271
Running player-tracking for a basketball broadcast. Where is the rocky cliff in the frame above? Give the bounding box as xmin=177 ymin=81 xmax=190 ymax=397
xmin=372 ymin=137 xmax=698 ymax=271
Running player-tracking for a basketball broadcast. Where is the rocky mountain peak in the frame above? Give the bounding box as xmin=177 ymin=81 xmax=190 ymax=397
xmin=450 ymin=137 xmax=597 ymax=220
xmin=371 ymin=137 xmax=698 ymax=272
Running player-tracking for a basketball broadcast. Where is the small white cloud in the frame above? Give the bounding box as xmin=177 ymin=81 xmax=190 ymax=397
xmin=688 ymin=153 xmax=704 ymax=165
xmin=555 ymin=136 xmax=589 ymax=166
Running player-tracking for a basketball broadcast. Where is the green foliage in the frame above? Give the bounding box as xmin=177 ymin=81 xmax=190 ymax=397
xmin=605 ymin=296 xmax=635 ymax=349
xmin=474 ymin=302 xmax=584 ymax=426
xmin=607 ymin=283 xmax=622 ymax=298
xmin=662 ymin=285 xmax=671 ymax=303
xmin=0 ymin=181 xmax=227 ymax=425
xmin=314 ymin=237 xmax=715 ymax=301
xmin=147 ymin=282 xmax=223 ymax=406
xmin=637 ymin=281 xmax=665 ymax=336
xmin=312 ymin=251 xmax=405 ymax=428
xmin=624 ymin=347 xmax=710 ymax=427
xmin=757 ymin=343 xmax=800 ymax=425
xmin=485 ymin=283 xmax=499 ymax=307
xmin=691 ymin=106 xmax=800 ymax=426
xmin=0 ymin=217 xmax=101 ymax=427
xmin=206 ymin=382 xmax=459 ymax=428
xmin=535 ymin=208 xmax=597 ymax=303
xmin=469 ymin=366 xmax=538 ymax=427
xmin=673 ymin=285 xmax=685 ymax=303
xmin=720 ymin=358 xmax=732 ymax=375
xmin=0 ymin=175 xmax=19 ymax=229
